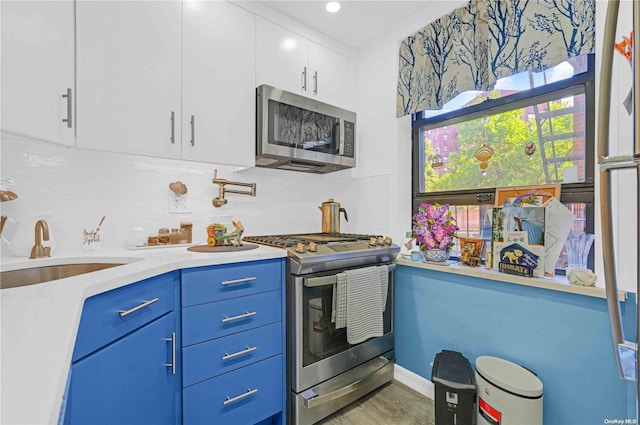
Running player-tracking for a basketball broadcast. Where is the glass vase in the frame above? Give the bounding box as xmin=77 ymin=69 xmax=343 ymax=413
xmin=564 ymin=232 xmax=595 ymax=270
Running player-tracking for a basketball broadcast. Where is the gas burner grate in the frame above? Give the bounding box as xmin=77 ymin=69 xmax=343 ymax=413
xmin=242 ymin=233 xmax=384 ymax=248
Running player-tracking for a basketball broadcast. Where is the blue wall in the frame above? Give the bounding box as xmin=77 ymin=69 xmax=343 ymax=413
xmin=395 ymin=265 xmax=637 ymax=425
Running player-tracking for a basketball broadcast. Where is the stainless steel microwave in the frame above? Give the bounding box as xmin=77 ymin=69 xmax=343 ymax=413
xmin=256 ymin=84 xmax=356 ymax=173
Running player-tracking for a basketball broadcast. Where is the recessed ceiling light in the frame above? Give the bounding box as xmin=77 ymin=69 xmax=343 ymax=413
xmin=326 ymin=2 xmax=341 ymax=13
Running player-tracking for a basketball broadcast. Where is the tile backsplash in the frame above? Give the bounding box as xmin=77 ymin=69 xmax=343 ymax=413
xmin=0 ymin=132 xmax=392 ymax=257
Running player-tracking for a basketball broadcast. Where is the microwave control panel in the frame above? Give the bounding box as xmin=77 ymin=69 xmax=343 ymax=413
xmin=343 ymin=121 xmax=355 ymax=158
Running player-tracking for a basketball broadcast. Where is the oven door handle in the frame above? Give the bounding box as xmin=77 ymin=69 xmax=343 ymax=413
xmin=301 ymin=357 xmax=390 ymax=409
xmin=304 ymin=264 xmax=396 ymax=288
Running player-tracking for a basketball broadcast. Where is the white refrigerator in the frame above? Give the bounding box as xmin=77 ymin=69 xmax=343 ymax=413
xmin=598 ymin=0 xmax=640 ymax=418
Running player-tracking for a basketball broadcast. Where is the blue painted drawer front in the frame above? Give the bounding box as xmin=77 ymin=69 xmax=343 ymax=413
xmin=183 ymin=322 xmax=282 ymax=386
xmin=73 ymin=272 xmax=177 ymax=361
xmin=182 ymin=290 xmax=281 ymax=346
xmin=181 ymin=259 xmax=282 ymax=307
xmin=183 ymin=355 xmax=283 ymax=425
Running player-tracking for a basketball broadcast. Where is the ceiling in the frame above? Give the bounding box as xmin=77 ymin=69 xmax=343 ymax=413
xmin=259 ymin=1 xmax=432 ymax=47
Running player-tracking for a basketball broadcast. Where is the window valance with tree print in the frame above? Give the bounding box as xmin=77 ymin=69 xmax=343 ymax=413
xmin=396 ymin=0 xmax=595 ymax=117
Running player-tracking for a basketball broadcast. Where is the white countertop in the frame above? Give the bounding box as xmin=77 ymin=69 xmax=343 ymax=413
xmin=0 ymin=245 xmax=287 ymax=425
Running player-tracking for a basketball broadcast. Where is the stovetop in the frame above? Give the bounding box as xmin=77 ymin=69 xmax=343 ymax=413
xmin=243 ymin=233 xmax=400 ymax=274
xmin=242 ymin=233 xmax=382 ymax=248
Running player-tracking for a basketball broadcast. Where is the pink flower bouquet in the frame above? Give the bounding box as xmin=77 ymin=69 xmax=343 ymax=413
xmin=411 ymin=203 xmax=459 ymax=251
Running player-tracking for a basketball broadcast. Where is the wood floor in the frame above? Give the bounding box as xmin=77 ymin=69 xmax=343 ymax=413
xmin=316 ymin=381 xmax=435 ymax=425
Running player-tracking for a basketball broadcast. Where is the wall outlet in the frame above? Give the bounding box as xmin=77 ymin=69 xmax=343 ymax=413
xmin=169 ymin=194 xmax=192 ymax=214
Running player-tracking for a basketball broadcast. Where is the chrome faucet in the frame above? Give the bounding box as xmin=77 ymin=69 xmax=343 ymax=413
xmin=29 ymin=220 xmax=51 ymax=259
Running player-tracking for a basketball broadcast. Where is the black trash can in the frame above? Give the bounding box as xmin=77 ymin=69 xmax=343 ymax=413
xmin=432 ymin=350 xmax=476 ymax=425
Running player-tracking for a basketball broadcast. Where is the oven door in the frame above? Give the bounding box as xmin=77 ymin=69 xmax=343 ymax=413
xmin=290 ymin=263 xmax=395 ymax=394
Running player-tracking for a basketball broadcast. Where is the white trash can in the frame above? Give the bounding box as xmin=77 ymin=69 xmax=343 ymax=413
xmin=475 ymin=356 xmax=543 ymax=425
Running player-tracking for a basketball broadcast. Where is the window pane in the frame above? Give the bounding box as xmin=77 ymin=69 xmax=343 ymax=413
xmin=419 ymin=92 xmax=587 ymax=193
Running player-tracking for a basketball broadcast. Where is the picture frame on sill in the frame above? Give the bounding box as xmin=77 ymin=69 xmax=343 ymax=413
xmin=494 ymin=183 xmax=561 ymax=207
xmin=459 ymin=237 xmax=484 ymax=267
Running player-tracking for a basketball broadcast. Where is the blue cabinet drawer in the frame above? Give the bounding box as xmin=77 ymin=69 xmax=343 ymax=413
xmin=183 ymin=355 xmax=283 ymax=425
xmin=181 ymin=259 xmax=282 ymax=307
xmin=182 ymin=290 xmax=281 ymax=346
xmin=183 ymin=322 xmax=282 ymax=386
xmin=73 ymin=272 xmax=177 ymax=361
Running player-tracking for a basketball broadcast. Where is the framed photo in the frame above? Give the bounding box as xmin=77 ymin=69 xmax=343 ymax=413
xmin=494 ymin=184 xmax=561 ymax=207
xmin=460 ymin=237 xmax=484 ymax=267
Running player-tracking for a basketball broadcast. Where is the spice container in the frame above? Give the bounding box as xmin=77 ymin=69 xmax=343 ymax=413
xmin=158 ymin=228 xmax=170 ymax=244
xmin=180 ymin=221 xmax=192 ymax=243
xmin=170 ymin=228 xmax=186 ymax=244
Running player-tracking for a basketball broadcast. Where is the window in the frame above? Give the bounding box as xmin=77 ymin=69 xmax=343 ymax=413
xmin=412 ymin=54 xmax=595 ymax=271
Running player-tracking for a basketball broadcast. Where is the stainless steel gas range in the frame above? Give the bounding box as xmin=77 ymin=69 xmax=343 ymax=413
xmin=242 ymin=233 xmax=399 ymax=425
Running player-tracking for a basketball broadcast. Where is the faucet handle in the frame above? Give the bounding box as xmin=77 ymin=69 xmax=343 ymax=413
xmin=44 ymin=247 xmax=51 ymax=257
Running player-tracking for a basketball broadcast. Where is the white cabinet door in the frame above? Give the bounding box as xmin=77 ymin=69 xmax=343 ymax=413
xmin=256 ymin=17 xmax=349 ymax=109
xmin=256 ymin=17 xmax=309 ymax=97
xmin=308 ymin=43 xmax=349 ymax=109
xmin=76 ymin=1 xmax=182 ymax=159
xmin=1 ymin=0 xmax=75 ymax=146
xmin=182 ymin=1 xmax=256 ymax=166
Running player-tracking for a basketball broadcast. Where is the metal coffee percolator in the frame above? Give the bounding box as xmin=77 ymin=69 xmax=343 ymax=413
xmin=319 ymin=198 xmax=348 ymax=233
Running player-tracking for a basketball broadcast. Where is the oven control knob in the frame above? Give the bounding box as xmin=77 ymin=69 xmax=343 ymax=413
xmin=377 ymin=236 xmax=385 ymax=246
xmin=295 ymin=242 xmax=307 ymax=254
xmin=369 ymin=237 xmax=377 ymax=247
xmin=384 ymin=236 xmax=392 ymax=245
xmin=307 ymin=242 xmax=317 ymax=252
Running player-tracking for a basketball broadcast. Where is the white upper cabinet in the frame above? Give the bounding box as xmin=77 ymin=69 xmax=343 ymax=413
xmin=75 ymin=1 xmax=255 ymax=166
xmin=181 ymin=1 xmax=256 ymax=166
xmin=307 ymin=42 xmax=349 ymax=108
xmin=1 ymin=0 xmax=75 ymax=146
xmin=76 ymin=1 xmax=183 ymax=159
xmin=256 ymin=17 xmax=349 ymax=109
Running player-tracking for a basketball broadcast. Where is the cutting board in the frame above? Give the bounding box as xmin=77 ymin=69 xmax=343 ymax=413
xmin=187 ymin=243 xmax=259 ymax=253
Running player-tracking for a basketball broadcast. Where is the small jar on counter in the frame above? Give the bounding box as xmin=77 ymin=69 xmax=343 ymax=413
xmin=180 ymin=221 xmax=193 ymax=244
xmin=170 ymin=228 xmax=187 ymax=244
xmin=158 ymin=228 xmax=170 ymax=244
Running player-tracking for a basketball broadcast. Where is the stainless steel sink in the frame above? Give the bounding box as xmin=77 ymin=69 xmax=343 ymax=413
xmin=1 ymin=262 xmax=126 ymax=289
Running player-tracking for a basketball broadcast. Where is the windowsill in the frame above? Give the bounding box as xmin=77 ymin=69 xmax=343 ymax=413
xmin=396 ymin=257 xmax=627 ymax=301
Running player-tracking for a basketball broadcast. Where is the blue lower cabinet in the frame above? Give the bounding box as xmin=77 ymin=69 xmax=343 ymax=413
xmin=183 ymin=355 xmax=283 ymax=425
xmin=67 ymin=313 xmax=178 ymax=425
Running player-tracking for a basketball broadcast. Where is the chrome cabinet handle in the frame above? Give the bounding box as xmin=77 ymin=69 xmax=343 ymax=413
xmin=62 ymin=88 xmax=72 ymax=128
xmin=190 ymin=115 xmax=195 ymax=146
xmin=164 ymin=332 xmax=176 ymax=374
xmin=118 ymin=298 xmax=159 ymax=317
xmin=223 ymin=388 xmax=258 ymax=406
xmin=170 ymin=111 xmax=175 ymax=144
xmin=301 ymin=66 xmax=307 ymax=91
xmin=221 ymin=311 xmax=256 ymax=323
xmin=313 ymin=71 xmax=318 ymax=94
xmin=220 ymin=277 xmax=256 ymax=286
xmin=222 ymin=346 xmax=257 ymax=361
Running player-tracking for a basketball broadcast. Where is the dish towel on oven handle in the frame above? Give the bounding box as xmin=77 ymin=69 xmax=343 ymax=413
xmin=333 ymin=265 xmax=387 ymax=344
xmin=333 ymin=265 xmax=389 ymax=329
